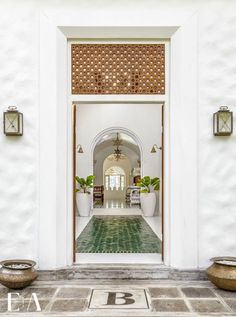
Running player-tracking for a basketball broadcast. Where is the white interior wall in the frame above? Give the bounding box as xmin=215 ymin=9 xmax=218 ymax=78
xmin=76 ymin=103 xmax=162 ymax=180
xmin=0 ymin=1 xmax=236 ymax=270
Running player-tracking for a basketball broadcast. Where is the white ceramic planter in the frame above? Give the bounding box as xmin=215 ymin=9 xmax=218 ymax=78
xmin=140 ymin=192 xmax=156 ymax=217
xmin=76 ymin=193 xmax=92 ymax=217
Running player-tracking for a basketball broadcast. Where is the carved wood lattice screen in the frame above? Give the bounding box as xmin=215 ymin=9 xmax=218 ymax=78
xmin=71 ymin=44 xmax=165 ymax=95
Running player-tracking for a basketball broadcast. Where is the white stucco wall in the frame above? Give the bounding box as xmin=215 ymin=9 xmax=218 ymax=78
xmin=0 ymin=0 xmax=236 ymax=270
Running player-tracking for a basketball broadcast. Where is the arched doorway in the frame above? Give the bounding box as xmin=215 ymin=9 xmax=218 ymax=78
xmin=93 ymin=131 xmax=141 ymax=209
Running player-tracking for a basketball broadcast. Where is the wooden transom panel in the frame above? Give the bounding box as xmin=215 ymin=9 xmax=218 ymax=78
xmin=71 ymin=44 xmax=165 ymax=95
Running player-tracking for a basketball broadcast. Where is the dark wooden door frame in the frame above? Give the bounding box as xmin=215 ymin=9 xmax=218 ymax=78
xmin=161 ymin=103 xmax=164 ymax=261
xmin=73 ymin=104 xmax=77 ymax=263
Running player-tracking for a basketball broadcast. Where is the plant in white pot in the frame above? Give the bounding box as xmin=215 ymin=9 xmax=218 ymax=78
xmin=75 ymin=175 xmax=95 ymax=217
xmin=138 ymin=176 xmax=160 ymax=217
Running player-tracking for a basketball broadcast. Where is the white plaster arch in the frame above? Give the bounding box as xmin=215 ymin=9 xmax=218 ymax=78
xmin=105 ymin=165 xmax=126 ymax=175
xmin=90 ymin=126 xmax=143 ymax=177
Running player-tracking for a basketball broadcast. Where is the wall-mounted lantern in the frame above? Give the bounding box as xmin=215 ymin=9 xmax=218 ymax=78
xmin=213 ymin=106 xmax=233 ymax=136
xmin=3 ymin=106 xmax=23 ymax=136
xmin=76 ymin=144 xmax=84 ymax=153
xmin=150 ymin=144 xmax=162 ymax=153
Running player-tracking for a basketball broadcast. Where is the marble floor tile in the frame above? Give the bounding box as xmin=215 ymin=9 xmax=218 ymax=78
xmin=151 ymin=299 xmax=189 ymax=312
xmin=189 ymin=299 xmax=229 ymax=313
xmin=89 ymin=289 xmax=148 ymax=309
xmin=181 ymin=287 xmax=216 ymax=298
xmin=149 ymin=287 xmax=181 ymax=298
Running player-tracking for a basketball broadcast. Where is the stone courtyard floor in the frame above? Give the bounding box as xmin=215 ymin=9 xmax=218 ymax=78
xmin=0 ymin=279 xmax=236 ymax=316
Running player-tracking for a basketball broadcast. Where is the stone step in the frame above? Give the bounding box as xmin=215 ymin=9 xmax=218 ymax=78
xmin=38 ymin=264 xmax=206 ymax=281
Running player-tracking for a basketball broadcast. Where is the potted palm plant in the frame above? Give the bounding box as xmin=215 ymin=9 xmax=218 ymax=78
xmin=75 ymin=175 xmax=95 ymax=217
xmin=138 ymin=176 xmax=160 ymax=216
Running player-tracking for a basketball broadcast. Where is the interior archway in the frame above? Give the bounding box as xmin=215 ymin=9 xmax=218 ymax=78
xmin=93 ymin=131 xmax=141 ymax=209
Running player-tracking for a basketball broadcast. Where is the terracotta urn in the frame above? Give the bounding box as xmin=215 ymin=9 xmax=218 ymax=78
xmin=0 ymin=259 xmax=38 ymax=289
xmin=207 ymin=256 xmax=236 ymax=291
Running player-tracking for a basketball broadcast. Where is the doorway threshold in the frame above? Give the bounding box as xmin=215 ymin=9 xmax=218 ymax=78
xmin=72 ymin=263 xmax=169 ymax=280
xmin=38 ymin=263 xmax=206 ymax=281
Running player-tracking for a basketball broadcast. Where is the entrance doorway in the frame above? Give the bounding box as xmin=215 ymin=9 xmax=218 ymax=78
xmin=73 ymin=103 xmax=163 ymax=264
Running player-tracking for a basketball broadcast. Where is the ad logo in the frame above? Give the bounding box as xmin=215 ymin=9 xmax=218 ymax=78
xmin=7 ymin=293 xmax=41 ymax=312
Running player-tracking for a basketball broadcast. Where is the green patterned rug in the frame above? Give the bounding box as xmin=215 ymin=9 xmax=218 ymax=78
xmin=76 ymin=215 xmax=162 ymax=253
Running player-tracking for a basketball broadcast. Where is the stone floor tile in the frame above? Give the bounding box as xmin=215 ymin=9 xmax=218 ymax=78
xmin=216 ymin=288 xmax=236 ymax=298
xmin=11 ymin=299 xmax=49 ymax=312
xmin=151 ymin=299 xmax=189 ymax=312
xmin=225 ymin=299 xmax=236 ymax=312
xmin=149 ymin=287 xmax=181 ymax=298
xmin=0 ymin=300 xmax=7 ymax=313
xmin=0 ymin=297 xmax=50 ymax=313
xmin=181 ymin=287 xmax=216 ymax=298
xmin=0 ymin=288 xmax=9 ymax=298
xmin=25 ymin=299 xmax=49 ymax=312
xmin=22 ymin=287 xmax=57 ymax=299
xmin=51 ymin=299 xmax=88 ymax=312
xmin=190 ymin=299 xmax=229 ymax=313
xmin=57 ymin=287 xmax=90 ymax=298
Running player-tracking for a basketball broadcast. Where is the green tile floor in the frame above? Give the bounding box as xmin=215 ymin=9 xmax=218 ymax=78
xmin=76 ymin=216 xmax=162 ymax=253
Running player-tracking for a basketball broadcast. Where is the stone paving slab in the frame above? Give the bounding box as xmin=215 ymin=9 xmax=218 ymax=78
xmin=0 ymin=280 xmax=235 ymax=316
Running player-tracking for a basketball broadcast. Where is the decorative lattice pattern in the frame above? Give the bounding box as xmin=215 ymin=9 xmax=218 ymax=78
xmin=71 ymin=44 xmax=165 ymax=94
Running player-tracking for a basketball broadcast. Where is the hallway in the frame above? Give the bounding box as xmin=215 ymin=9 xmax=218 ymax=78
xmin=75 ymin=208 xmax=162 ymax=264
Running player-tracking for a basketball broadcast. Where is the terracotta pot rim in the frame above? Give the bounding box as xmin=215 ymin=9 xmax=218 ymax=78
xmin=0 ymin=259 xmax=36 ymax=270
xmin=210 ymin=256 xmax=236 ymax=267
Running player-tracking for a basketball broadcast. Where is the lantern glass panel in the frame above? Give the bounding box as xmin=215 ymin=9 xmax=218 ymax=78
xmin=4 ymin=111 xmax=19 ymax=134
xmin=218 ymin=111 xmax=232 ymax=133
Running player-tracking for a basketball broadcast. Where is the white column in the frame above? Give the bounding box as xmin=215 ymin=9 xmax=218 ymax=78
xmin=169 ymin=13 xmax=199 ymax=269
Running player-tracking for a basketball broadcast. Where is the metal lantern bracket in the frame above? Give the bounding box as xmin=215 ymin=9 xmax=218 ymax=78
xmin=76 ymin=144 xmax=84 ymax=153
xmin=151 ymin=144 xmax=162 ymax=153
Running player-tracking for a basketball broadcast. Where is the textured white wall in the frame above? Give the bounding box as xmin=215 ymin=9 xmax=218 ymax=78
xmin=198 ymin=1 xmax=236 ymax=267
xmin=0 ymin=0 xmax=236 ymax=269
xmin=0 ymin=3 xmax=39 ymax=262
